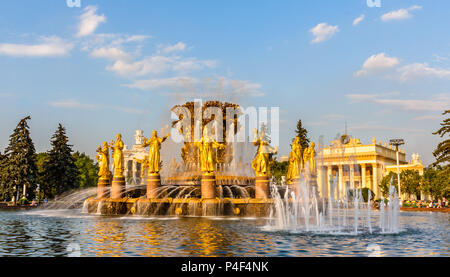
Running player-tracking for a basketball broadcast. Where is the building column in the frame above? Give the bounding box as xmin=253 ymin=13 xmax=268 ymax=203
xmin=338 ymin=165 xmax=344 ymax=199
xmin=361 ymin=163 xmax=366 ymax=188
xmin=317 ymin=166 xmax=325 ymax=198
xmin=327 ymin=166 xmax=332 ymax=200
xmin=372 ymin=163 xmax=379 ymax=198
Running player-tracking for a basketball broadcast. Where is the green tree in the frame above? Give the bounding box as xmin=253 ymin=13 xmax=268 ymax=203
xmin=35 ymin=152 xmax=49 ymax=200
xmin=401 ymin=170 xmax=422 ymax=199
xmin=380 ymin=172 xmax=397 ymax=198
xmin=432 ymin=110 xmax=450 ymax=168
xmin=73 ymin=151 xmax=98 ymax=188
xmin=422 ymin=166 xmax=450 ymax=201
xmin=270 ymin=160 xmax=289 ymax=183
xmin=0 ymin=116 xmax=38 ymax=202
xmin=42 ymin=124 xmax=79 ymax=198
xmin=294 ymin=119 xmax=310 ymax=150
xmin=380 ymin=170 xmax=422 ymax=199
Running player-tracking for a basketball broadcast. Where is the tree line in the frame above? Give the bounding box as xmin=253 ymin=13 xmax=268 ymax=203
xmin=0 ymin=116 xmax=98 ymax=204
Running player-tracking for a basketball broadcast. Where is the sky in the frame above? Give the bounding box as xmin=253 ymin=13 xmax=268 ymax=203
xmin=0 ymin=0 xmax=449 ymax=166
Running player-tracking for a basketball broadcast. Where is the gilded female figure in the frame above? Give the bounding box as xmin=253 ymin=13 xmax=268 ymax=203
xmin=142 ymin=130 xmax=169 ymax=174
xmin=195 ymin=128 xmax=225 ymax=174
xmin=110 ymin=133 xmax=124 ymax=177
xmin=96 ymin=141 xmax=111 ymax=180
xmin=287 ymin=137 xmax=303 ymax=181
xmin=252 ymin=128 xmax=278 ymax=176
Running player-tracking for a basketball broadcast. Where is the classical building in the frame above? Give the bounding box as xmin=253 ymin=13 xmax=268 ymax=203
xmin=316 ymin=135 xmax=424 ymax=200
xmin=123 ymin=130 xmax=148 ymax=184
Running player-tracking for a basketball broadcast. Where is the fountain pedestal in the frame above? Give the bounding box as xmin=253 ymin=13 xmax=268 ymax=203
xmin=255 ymin=175 xmax=270 ymax=199
xmin=97 ymin=178 xmax=110 ymax=198
xmin=147 ymin=173 xmax=161 ymax=198
xmin=201 ymin=174 xmax=216 ymax=199
xmin=111 ymin=176 xmax=125 ymax=199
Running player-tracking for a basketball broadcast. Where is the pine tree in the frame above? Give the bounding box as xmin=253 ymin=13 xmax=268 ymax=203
xmin=42 ymin=124 xmax=79 ymax=198
xmin=0 ymin=116 xmax=37 ymax=202
xmin=294 ymin=119 xmax=310 ymax=150
xmin=432 ymin=110 xmax=450 ymax=167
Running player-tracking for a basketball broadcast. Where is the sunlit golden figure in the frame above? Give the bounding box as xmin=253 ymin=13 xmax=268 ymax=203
xmin=303 ymin=142 xmax=316 ymax=173
xmin=287 ymin=137 xmax=303 ymax=182
xmin=96 ymin=142 xmax=111 ymax=180
xmin=252 ymin=128 xmax=278 ymax=176
xmin=195 ymin=129 xmax=225 ymax=174
xmin=142 ymin=130 xmax=169 ymax=175
xmin=110 ymin=133 xmax=125 ymax=177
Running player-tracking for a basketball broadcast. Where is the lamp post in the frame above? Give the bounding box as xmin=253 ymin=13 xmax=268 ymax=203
xmin=389 ymin=139 xmax=405 ymax=202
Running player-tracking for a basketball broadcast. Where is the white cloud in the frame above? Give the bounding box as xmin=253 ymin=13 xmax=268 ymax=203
xmin=355 ymin=53 xmax=399 ymax=76
xmin=49 ymin=99 xmax=146 ymax=114
xmin=309 ymin=23 xmax=339 ymax=43
xmin=160 ymin=42 xmax=186 ymax=54
xmin=413 ymin=115 xmax=444 ymax=121
xmin=381 ymin=5 xmax=422 ymax=22
xmin=124 ymin=76 xmax=199 ymax=90
xmin=172 ymin=58 xmax=217 ymax=72
xmin=353 ymin=14 xmax=365 ymax=26
xmin=348 ymin=123 xmax=426 ymax=134
xmin=107 ymin=56 xmax=175 ymax=76
xmin=90 ymin=47 xmax=132 ymax=61
xmin=106 ymin=56 xmax=217 ymax=77
xmin=0 ymin=36 xmax=74 ymax=57
xmin=346 ymin=94 xmax=450 ymax=111
xmin=125 ymin=76 xmax=263 ymax=97
xmin=398 ymin=63 xmax=450 ymax=81
xmin=76 ymin=6 xmax=106 ymax=37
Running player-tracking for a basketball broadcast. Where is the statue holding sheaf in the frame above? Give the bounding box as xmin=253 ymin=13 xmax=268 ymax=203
xmin=287 ymin=137 xmax=303 ymax=182
xmin=195 ymin=128 xmax=225 ymax=174
xmin=252 ymin=128 xmax=278 ymax=176
xmin=303 ymin=142 xmax=316 ymax=174
xmin=96 ymin=142 xmax=111 ymax=180
xmin=142 ymin=130 xmax=170 ymax=175
xmin=110 ymin=133 xmax=125 ymax=178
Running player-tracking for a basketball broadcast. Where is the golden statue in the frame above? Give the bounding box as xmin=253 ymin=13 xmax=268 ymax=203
xmin=110 ymin=133 xmax=124 ymax=178
xmin=287 ymin=137 xmax=303 ymax=182
xmin=142 ymin=130 xmax=169 ymax=175
xmin=195 ymin=128 xmax=225 ymax=174
xmin=96 ymin=142 xmax=111 ymax=180
xmin=303 ymin=142 xmax=316 ymax=173
xmin=252 ymin=128 xmax=278 ymax=176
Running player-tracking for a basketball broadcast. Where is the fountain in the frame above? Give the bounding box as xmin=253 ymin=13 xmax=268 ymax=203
xmin=80 ymin=100 xmax=400 ymax=235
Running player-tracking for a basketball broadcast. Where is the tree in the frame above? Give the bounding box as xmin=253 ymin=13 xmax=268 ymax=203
xmin=41 ymin=124 xmax=79 ymax=198
xmin=432 ymin=110 xmax=450 ymax=168
xmin=0 ymin=116 xmax=37 ymax=202
xmin=35 ymin=152 xmax=49 ymax=200
xmin=380 ymin=172 xmax=397 ymax=198
xmin=294 ymin=119 xmax=310 ymax=150
xmin=270 ymin=160 xmax=289 ymax=183
xmin=400 ymin=170 xmax=422 ymax=200
xmin=73 ymin=151 xmax=98 ymax=189
xmin=422 ymin=166 xmax=450 ymax=201
xmin=380 ymin=170 xmax=422 ymax=199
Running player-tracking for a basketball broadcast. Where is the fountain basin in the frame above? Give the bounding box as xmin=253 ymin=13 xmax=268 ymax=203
xmin=86 ymin=197 xmax=273 ymax=217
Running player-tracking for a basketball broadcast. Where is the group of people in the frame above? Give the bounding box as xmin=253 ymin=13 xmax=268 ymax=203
xmin=403 ymin=198 xmax=448 ymax=209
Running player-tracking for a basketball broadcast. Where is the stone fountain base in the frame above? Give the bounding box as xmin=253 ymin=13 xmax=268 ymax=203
xmin=86 ymin=197 xmax=274 ymax=217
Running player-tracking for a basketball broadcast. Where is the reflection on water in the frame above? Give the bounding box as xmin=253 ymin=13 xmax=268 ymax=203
xmin=0 ymin=211 xmax=448 ymax=257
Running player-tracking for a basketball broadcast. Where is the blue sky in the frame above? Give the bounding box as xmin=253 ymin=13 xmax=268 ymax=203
xmin=1 ymin=0 xmax=449 ymax=165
